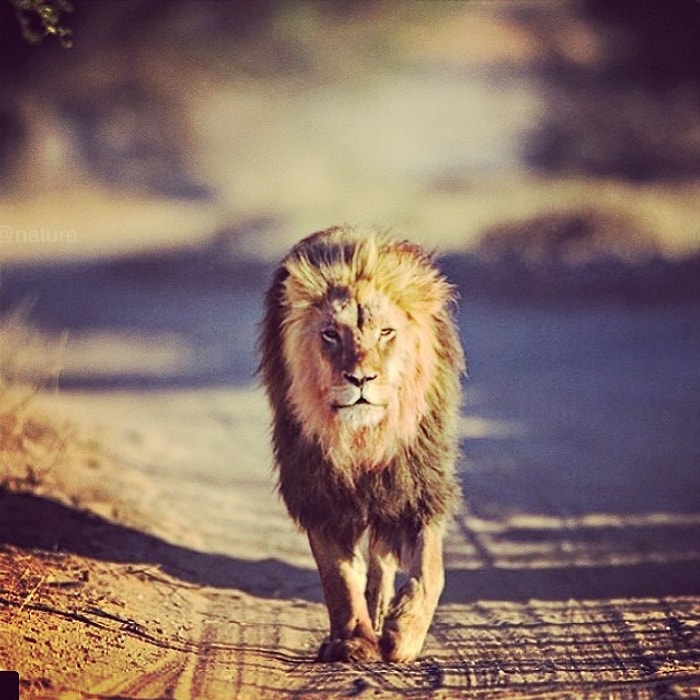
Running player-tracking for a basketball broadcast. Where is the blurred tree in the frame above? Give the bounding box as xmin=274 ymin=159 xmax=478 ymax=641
xmin=582 ymin=0 xmax=700 ymax=88
xmin=0 ymin=0 xmax=315 ymax=193
xmin=524 ymin=0 xmax=700 ymax=181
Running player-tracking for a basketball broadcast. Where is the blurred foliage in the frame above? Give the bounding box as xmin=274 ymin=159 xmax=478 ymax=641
xmin=581 ymin=0 xmax=700 ymax=88
xmin=524 ymin=0 xmax=700 ymax=182
xmin=1 ymin=0 xmax=698 ymax=188
xmin=11 ymin=0 xmax=73 ymax=47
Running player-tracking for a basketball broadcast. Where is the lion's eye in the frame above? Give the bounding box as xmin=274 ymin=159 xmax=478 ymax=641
xmin=321 ymin=328 xmax=340 ymax=344
xmin=380 ymin=328 xmax=396 ymax=340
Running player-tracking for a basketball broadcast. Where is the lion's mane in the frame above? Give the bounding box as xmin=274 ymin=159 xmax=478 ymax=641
xmin=259 ymin=226 xmax=465 ymax=547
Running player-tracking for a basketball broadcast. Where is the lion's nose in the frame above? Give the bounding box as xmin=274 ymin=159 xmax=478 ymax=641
xmin=343 ymin=371 xmax=377 ymax=388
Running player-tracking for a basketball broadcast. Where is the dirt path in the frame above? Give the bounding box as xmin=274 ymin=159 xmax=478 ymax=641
xmin=2 ymin=545 xmax=699 ymax=698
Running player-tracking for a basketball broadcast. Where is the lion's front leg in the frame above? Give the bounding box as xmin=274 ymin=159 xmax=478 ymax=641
xmin=380 ymin=523 xmax=446 ymax=663
xmin=366 ymin=533 xmax=398 ymax=635
xmin=307 ymin=528 xmax=381 ymax=663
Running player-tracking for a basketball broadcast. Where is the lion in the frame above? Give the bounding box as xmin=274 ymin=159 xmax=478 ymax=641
xmin=259 ymin=225 xmax=465 ymax=663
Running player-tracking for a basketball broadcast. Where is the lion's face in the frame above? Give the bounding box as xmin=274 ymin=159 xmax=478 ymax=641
xmin=299 ymin=283 xmax=408 ymax=428
xmin=283 ymin=281 xmax=429 ymax=468
xmin=275 ymin=233 xmax=454 ymax=470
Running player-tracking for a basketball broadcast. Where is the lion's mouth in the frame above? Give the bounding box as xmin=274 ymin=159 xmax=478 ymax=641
xmin=331 ymin=396 xmax=387 ymax=426
xmin=332 ymin=397 xmax=384 ymax=410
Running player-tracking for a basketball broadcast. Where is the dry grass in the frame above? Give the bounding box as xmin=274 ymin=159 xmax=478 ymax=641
xmin=0 ymin=308 xmax=71 ymax=492
xmin=0 ymin=310 xmax=151 ymax=531
xmin=0 ymin=304 xmax=66 ymax=391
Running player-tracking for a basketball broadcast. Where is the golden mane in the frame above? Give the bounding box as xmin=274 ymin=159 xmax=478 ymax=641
xmin=259 ymin=225 xmax=464 ymax=525
xmin=281 ymin=227 xmax=453 ymax=322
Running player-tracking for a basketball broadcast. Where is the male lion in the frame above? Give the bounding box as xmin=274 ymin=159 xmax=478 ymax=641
xmin=259 ymin=226 xmax=464 ymax=663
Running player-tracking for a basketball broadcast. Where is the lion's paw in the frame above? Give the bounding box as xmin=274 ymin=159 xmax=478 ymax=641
xmin=316 ymin=636 xmax=382 ymax=663
xmin=380 ymin=624 xmax=424 ymax=663
xmin=380 ymin=578 xmax=431 ymax=663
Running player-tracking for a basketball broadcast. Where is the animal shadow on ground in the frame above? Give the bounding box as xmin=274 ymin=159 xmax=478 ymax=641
xmin=0 ymin=488 xmax=320 ymax=600
xmin=2 ymin=489 xmax=698 ymax=604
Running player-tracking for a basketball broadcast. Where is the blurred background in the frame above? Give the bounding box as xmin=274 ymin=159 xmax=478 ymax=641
xmin=1 ymin=0 xmax=699 ymax=527
xmin=1 ymin=0 xmax=699 ymax=257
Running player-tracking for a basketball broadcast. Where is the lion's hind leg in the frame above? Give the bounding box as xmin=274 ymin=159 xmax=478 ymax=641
xmin=380 ymin=523 xmax=446 ymax=663
xmin=308 ymin=528 xmax=382 ymax=663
